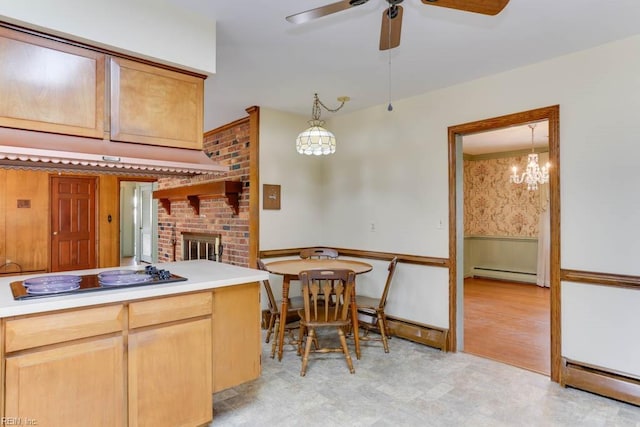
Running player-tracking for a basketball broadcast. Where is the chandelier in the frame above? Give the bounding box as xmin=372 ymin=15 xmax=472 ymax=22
xmin=296 ymin=93 xmax=349 ymax=155
xmin=509 ymin=123 xmax=550 ymax=190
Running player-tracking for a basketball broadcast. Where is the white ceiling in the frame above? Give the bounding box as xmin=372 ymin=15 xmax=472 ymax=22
xmin=463 ymin=120 xmax=548 ymax=155
xmin=163 ymin=0 xmax=640 ymax=149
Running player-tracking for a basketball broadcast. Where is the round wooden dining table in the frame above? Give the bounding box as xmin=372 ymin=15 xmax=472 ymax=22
xmin=264 ymin=258 xmax=373 ymax=361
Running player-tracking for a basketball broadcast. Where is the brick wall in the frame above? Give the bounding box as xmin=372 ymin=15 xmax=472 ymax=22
xmin=157 ymin=119 xmax=251 ymax=266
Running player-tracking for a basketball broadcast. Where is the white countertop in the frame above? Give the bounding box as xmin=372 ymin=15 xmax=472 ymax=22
xmin=0 ymin=260 xmax=268 ymax=318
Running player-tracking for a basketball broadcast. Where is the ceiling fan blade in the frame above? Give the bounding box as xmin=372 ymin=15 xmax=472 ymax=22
xmin=420 ymin=0 xmax=509 ymax=16
xmin=286 ymin=0 xmax=366 ymax=24
xmin=379 ymin=5 xmax=403 ymax=51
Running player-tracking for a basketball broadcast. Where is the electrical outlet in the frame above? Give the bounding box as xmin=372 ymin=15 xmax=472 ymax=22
xmin=369 ymin=222 xmax=376 ymax=232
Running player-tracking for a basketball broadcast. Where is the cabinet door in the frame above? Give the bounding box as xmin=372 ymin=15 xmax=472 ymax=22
xmin=110 ymin=57 xmax=204 ymax=150
xmin=212 ymin=283 xmax=261 ymax=392
xmin=5 ymin=336 xmax=125 ymax=427
xmin=0 ymin=27 xmax=105 ymax=138
xmin=129 ymin=318 xmax=212 ymax=427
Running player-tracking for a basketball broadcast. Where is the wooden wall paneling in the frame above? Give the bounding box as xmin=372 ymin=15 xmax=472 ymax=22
xmin=5 ymin=170 xmax=48 ymax=273
xmin=98 ymin=175 xmax=120 ymax=268
xmin=0 ymin=169 xmax=5 ymax=270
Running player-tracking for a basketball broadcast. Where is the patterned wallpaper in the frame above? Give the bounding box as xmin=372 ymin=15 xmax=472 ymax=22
xmin=464 ymin=156 xmax=541 ymax=237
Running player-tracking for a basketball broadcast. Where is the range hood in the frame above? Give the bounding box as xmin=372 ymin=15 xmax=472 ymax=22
xmin=0 ymin=127 xmax=227 ymax=176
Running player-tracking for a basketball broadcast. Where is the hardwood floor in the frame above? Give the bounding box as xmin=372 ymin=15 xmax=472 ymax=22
xmin=464 ymin=277 xmax=550 ymax=375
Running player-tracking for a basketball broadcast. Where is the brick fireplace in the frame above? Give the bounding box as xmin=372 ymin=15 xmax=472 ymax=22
xmin=156 ymin=118 xmax=251 ymax=267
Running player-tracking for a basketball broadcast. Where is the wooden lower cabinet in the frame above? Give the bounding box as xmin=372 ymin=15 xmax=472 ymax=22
xmin=128 ymin=318 xmax=212 ymax=427
xmin=2 ymin=285 xmax=260 ymax=425
xmin=5 ymin=336 xmax=125 ymax=427
xmin=212 ymin=283 xmax=261 ymax=392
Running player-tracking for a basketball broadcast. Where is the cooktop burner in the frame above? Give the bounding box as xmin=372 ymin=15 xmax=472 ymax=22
xmin=10 ymin=267 xmax=187 ymax=300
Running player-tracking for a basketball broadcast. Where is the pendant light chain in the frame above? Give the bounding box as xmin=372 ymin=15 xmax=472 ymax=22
xmin=315 ymin=93 xmax=347 ymax=113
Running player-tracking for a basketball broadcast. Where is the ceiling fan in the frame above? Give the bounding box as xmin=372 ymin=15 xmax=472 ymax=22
xmin=286 ymin=0 xmax=510 ymax=50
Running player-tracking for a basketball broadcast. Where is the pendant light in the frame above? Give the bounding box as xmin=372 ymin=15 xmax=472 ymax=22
xmin=296 ymin=93 xmax=349 ymax=155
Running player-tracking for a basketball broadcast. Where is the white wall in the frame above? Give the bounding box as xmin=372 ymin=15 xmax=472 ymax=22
xmin=563 ymin=282 xmax=640 ymax=375
xmin=259 ymin=109 xmax=325 ymax=249
xmin=0 ymin=0 xmax=216 ymax=74
xmin=259 ymin=35 xmax=640 ymax=376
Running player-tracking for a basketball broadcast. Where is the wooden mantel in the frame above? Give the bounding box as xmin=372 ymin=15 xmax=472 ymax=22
xmin=152 ymin=181 xmax=242 ymax=215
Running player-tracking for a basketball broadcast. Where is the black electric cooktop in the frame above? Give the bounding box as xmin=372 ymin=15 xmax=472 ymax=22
xmin=10 ymin=267 xmax=187 ymax=300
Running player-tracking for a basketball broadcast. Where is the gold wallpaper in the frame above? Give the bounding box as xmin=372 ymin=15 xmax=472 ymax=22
xmin=464 ymin=156 xmax=541 ymax=237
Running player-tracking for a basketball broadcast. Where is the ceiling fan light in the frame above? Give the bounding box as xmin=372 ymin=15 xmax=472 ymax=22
xmin=296 ymin=121 xmax=337 ymax=156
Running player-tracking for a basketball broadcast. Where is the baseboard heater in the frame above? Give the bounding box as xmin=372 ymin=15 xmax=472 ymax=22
xmin=561 ymin=358 xmax=640 ymax=406
xmin=385 ymin=316 xmax=448 ymax=351
xmin=472 ymin=266 xmax=537 ymax=284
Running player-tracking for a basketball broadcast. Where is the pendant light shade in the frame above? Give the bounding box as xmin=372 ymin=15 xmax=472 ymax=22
xmin=296 ymin=93 xmax=348 ymax=155
xmin=296 ymin=120 xmax=336 ymax=155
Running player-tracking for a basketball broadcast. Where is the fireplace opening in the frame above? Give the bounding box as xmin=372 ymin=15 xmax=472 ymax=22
xmin=182 ymin=232 xmax=222 ymax=262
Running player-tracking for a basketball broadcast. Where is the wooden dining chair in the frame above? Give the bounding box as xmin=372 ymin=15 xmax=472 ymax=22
xmin=356 ymin=257 xmax=398 ymax=353
xmin=297 ymin=268 xmax=356 ymax=376
xmin=299 ymin=247 xmax=339 ymax=259
xmin=257 ymin=259 xmax=303 ymax=358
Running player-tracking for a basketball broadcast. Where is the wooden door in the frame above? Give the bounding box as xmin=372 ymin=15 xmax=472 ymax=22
xmin=50 ymin=176 xmax=96 ymax=272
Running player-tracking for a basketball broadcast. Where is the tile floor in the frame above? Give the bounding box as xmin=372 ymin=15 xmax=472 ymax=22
xmin=211 ymin=332 xmax=639 ymax=426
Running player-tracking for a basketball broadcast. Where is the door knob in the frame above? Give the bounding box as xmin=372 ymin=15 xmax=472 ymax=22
xmin=53 ymin=231 xmax=58 ymax=235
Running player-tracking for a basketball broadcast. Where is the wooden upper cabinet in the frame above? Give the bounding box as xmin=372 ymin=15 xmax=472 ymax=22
xmin=110 ymin=57 xmax=204 ymax=150
xmin=0 ymin=27 xmax=105 ymax=138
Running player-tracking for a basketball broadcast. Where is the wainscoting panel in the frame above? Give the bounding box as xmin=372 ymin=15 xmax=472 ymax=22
xmin=464 ymin=236 xmax=538 ymax=283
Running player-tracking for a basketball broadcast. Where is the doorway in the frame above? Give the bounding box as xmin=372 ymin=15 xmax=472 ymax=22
xmin=119 ymin=181 xmax=157 ymax=266
xmin=461 ymin=121 xmax=551 ymax=374
xmin=447 ymin=105 xmax=561 ymax=382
